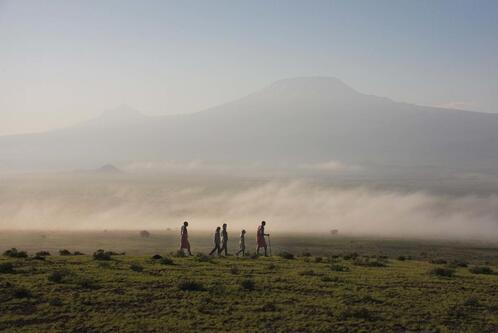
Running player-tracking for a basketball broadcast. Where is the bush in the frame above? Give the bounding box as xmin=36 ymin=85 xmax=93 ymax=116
xmin=178 ymin=279 xmax=204 ymax=291
xmin=73 ymin=251 xmax=84 ymax=256
xmin=195 ymin=253 xmax=211 ymax=262
xmin=240 ymin=278 xmax=255 ymax=291
xmin=353 ymin=257 xmax=386 ymax=267
xmin=260 ymin=302 xmax=277 ymax=312
xmin=93 ymin=249 xmax=112 ymax=261
xmin=151 ymin=254 xmax=163 ymax=260
xmin=397 ymin=256 xmax=406 ymax=261
xmin=59 ymin=249 xmax=72 ymax=256
xmin=48 ymin=269 xmax=71 ymax=283
xmin=448 ymin=260 xmax=468 ymax=268
xmin=33 ymin=255 xmax=46 ymax=261
xmin=12 ymin=287 xmax=32 ymax=298
xmin=75 ymin=276 xmax=99 ymax=289
xmin=36 ymin=251 xmax=51 ymax=257
xmin=278 ymin=251 xmax=295 ymax=260
xmin=130 ymin=263 xmax=143 ymax=272
xmin=430 ymin=259 xmax=447 ymax=265
xmin=314 ymin=257 xmax=323 ymax=263
xmin=139 ymin=230 xmax=151 ymax=238
xmin=299 ymin=269 xmax=316 ymax=276
xmin=300 ymin=251 xmax=312 ymax=257
xmin=342 ymin=252 xmax=359 ymax=260
xmin=464 ymin=296 xmax=480 ymax=307
xmin=321 ymin=275 xmax=341 ymax=282
xmin=330 ymin=264 xmax=350 ymax=272
xmin=430 ymin=267 xmax=455 ymax=277
xmin=173 ymin=250 xmax=187 ymax=258
xmin=0 ymin=262 xmax=14 ymax=274
xmin=230 ymin=266 xmax=240 ymax=275
xmin=267 ymin=263 xmax=277 ymax=270
xmin=159 ymin=257 xmax=174 ymax=265
xmin=3 ymin=248 xmax=28 ymax=258
xmin=469 ymin=266 xmax=494 ymax=275
xmin=49 ymin=298 xmax=63 ymax=306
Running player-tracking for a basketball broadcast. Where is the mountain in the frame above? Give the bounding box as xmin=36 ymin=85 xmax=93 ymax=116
xmin=1 ymin=77 xmax=498 ymax=172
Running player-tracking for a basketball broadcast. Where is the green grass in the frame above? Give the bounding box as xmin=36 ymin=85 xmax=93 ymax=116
xmin=1 ymin=251 xmax=498 ymax=332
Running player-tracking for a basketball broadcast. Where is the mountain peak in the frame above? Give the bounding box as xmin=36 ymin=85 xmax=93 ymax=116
xmin=257 ymin=76 xmax=361 ymax=102
xmin=99 ymin=105 xmax=144 ymax=120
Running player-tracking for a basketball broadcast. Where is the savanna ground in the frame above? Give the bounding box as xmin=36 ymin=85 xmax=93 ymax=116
xmin=1 ymin=231 xmax=498 ymax=332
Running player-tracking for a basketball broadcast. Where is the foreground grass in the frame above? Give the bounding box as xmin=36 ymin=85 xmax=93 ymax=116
xmin=1 ymin=252 xmax=498 ymax=333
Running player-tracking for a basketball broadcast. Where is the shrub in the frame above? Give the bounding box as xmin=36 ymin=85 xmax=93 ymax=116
xmin=173 ymin=250 xmax=187 ymax=258
xmin=267 ymin=263 xmax=277 ymax=270
xmin=178 ymin=279 xmax=204 ymax=291
xmin=260 ymin=302 xmax=277 ymax=312
xmin=151 ymin=254 xmax=163 ymax=260
xmin=353 ymin=257 xmax=386 ymax=267
xmin=448 ymin=260 xmax=468 ymax=268
xmin=299 ymin=269 xmax=315 ymax=276
xmin=93 ymin=249 xmax=112 ymax=261
xmin=464 ymin=296 xmax=480 ymax=307
xmin=208 ymin=282 xmax=226 ymax=295
xmin=430 ymin=267 xmax=455 ymax=277
xmin=240 ymin=278 xmax=255 ymax=291
xmin=73 ymin=251 xmax=84 ymax=256
xmin=342 ymin=252 xmax=359 ymax=260
xmin=33 ymin=255 xmax=46 ymax=261
xmin=59 ymin=249 xmax=72 ymax=256
xmin=397 ymin=256 xmax=406 ymax=261
xmin=139 ymin=230 xmax=151 ymax=238
xmin=195 ymin=253 xmax=211 ymax=262
xmin=48 ymin=269 xmax=71 ymax=283
xmin=36 ymin=251 xmax=51 ymax=257
xmin=330 ymin=264 xmax=350 ymax=272
xmin=430 ymin=259 xmax=447 ymax=265
xmin=75 ymin=276 xmax=99 ymax=289
xmin=49 ymin=298 xmax=63 ymax=306
xmin=230 ymin=266 xmax=240 ymax=275
xmin=469 ymin=266 xmax=494 ymax=275
xmin=130 ymin=263 xmax=143 ymax=272
xmin=159 ymin=257 xmax=174 ymax=265
xmin=0 ymin=262 xmax=14 ymax=274
xmin=314 ymin=257 xmax=323 ymax=263
xmin=301 ymin=251 xmax=312 ymax=257
xmin=278 ymin=251 xmax=295 ymax=260
xmin=3 ymin=248 xmax=28 ymax=258
xmin=12 ymin=287 xmax=32 ymax=298
xmin=321 ymin=275 xmax=341 ymax=282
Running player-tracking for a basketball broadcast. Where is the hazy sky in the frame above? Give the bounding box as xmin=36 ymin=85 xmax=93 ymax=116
xmin=1 ymin=0 xmax=497 ymax=135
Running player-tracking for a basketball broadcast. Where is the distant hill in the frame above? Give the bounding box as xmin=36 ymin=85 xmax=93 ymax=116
xmin=95 ymin=164 xmax=122 ymax=174
xmin=1 ymin=77 xmax=497 ymax=172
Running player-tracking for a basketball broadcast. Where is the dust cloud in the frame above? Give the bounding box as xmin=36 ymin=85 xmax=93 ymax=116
xmin=0 ymin=174 xmax=497 ymax=241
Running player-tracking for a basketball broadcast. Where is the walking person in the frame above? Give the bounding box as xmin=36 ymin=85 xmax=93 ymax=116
xmin=236 ymin=229 xmax=246 ymax=256
xmin=219 ymin=223 xmax=229 ymax=256
xmin=256 ymin=221 xmax=269 ymax=256
xmin=209 ymin=226 xmax=221 ymax=256
xmin=180 ymin=221 xmax=192 ymax=256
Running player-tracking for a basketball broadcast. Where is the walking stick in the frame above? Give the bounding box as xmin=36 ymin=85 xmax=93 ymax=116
xmin=267 ymin=234 xmax=272 ymax=256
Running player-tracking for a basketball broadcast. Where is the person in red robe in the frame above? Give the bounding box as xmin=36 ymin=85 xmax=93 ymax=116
xmin=256 ymin=221 xmax=269 ymax=256
xmin=180 ymin=221 xmax=192 ymax=256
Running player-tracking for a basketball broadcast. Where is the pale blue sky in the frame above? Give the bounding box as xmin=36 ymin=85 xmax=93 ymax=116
xmin=1 ymin=0 xmax=497 ymax=134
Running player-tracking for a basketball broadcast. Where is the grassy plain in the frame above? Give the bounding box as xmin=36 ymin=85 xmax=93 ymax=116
xmin=1 ymin=232 xmax=498 ymax=332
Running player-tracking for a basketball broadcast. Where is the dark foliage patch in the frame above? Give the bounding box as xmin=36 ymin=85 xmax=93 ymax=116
xmin=151 ymin=254 xmax=163 ymax=260
xmin=278 ymin=251 xmax=295 ymax=260
xmin=429 ymin=267 xmax=455 ymax=277
xmin=240 ymin=278 xmax=255 ymax=291
xmin=130 ymin=263 xmax=143 ymax=272
xmin=59 ymin=249 xmax=72 ymax=256
xmin=178 ymin=279 xmax=205 ymax=291
xmin=93 ymin=249 xmax=113 ymax=261
xmin=330 ymin=264 xmax=350 ymax=272
xmin=159 ymin=257 xmax=174 ymax=265
xmin=3 ymin=248 xmax=28 ymax=258
xmin=35 ymin=251 xmax=51 ymax=257
xmin=469 ymin=266 xmax=494 ymax=275
xmin=0 ymin=262 xmax=15 ymax=274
